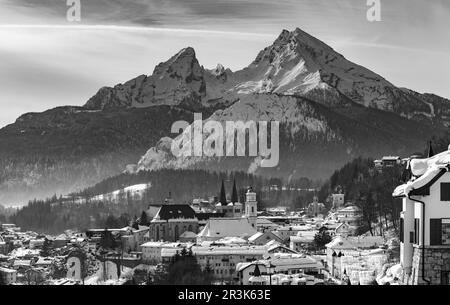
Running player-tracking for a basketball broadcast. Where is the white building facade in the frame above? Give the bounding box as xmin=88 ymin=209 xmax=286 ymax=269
xmin=393 ymin=149 xmax=450 ymax=285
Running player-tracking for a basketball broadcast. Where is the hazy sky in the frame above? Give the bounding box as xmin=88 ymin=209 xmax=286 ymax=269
xmin=0 ymin=0 xmax=449 ymax=128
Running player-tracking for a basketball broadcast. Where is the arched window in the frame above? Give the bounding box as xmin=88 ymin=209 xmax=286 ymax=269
xmin=174 ymin=225 xmax=179 ymax=241
xmin=188 ymin=224 xmax=193 ymax=232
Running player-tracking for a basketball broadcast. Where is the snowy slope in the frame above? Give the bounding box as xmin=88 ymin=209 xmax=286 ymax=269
xmin=90 ymin=183 xmax=150 ymax=202
xmin=133 ymin=94 xmax=340 ymax=173
xmin=225 ymin=28 xmax=436 ymax=117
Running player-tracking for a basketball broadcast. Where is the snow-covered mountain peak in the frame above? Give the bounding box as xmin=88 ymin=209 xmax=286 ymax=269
xmin=85 ymin=47 xmax=207 ymax=109
xmin=252 ymin=28 xmax=335 ymax=67
xmin=228 ymin=28 xmax=431 ymax=113
xmin=231 ymin=28 xmax=338 ymax=98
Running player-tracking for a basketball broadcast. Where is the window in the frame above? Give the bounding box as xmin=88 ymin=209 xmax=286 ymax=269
xmin=441 ymin=183 xmax=450 ymax=201
xmin=442 ymin=219 xmax=450 ymax=245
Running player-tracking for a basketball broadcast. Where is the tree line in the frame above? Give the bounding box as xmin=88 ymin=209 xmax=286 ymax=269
xmin=5 ymin=168 xmax=315 ymax=233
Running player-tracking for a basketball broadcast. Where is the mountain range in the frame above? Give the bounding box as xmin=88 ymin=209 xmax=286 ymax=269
xmin=0 ymin=28 xmax=448 ymax=206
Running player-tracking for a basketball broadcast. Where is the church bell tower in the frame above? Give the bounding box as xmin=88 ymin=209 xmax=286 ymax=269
xmin=245 ymin=187 xmax=258 ymax=228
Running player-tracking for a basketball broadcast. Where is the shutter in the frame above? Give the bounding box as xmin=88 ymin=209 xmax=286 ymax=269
xmin=430 ymin=219 xmax=442 ymax=246
xmin=414 ymin=219 xmax=420 ymax=244
xmin=400 ymin=218 xmax=404 ymax=243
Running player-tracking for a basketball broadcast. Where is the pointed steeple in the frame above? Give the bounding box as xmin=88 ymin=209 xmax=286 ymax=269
xmin=428 ymin=140 xmax=435 ymax=158
xmin=253 ymin=264 xmax=261 ymax=277
xmin=219 ymin=180 xmax=227 ymax=205
xmin=231 ymin=179 xmax=238 ymax=204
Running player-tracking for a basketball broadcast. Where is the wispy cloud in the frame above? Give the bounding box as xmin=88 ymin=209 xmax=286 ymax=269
xmin=0 ymin=24 xmax=273 ymax=38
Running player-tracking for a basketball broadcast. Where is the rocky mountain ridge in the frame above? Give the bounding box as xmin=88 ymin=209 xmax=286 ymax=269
xmin=0 ymin=27 xmax=448 ymax=206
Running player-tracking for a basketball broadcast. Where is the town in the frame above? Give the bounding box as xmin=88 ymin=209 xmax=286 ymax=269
xmin=2 ymin=145 xmax=450 ymax=285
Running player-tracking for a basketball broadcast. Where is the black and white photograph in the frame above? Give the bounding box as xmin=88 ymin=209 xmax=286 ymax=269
xmin=0 ymin=0 xmax=450 ymax=296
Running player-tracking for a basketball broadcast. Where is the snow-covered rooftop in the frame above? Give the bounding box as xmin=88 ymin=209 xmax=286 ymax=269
xmin=325 ymin=236 xmax=357 ymax=250
xmin=248 ymin=232 xmax=264 ymax=242
xmin=191 ymin=245 xmax=268 ymax=256
xmin=393 ymin=147 xmax=450 ymax=197
xmin=338 ymin=205 xmax=361 ymax=212
xmin=214 ymin=236 xmax=248 ymax=245
xmin=179 ymin=231 xmax=197 ymax=238
xmin=197 ymin=218 xmax=257 ymax=239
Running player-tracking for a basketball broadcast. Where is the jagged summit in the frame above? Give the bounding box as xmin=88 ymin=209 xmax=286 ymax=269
xmin=212 ymin=63 xmax=226 ymax=76
xmin=253 ymin=28 xmax=335 ymax=65
xmin=178 ymin=46 xmax=196 ymax=56
xmin=153 ymin=46 xmax=198 ymax=74
xmin=84 ymin=46 xmax=206 ymax=110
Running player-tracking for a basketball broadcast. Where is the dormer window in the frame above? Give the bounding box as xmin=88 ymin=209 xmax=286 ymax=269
xmin=441 ymin=183 xmax=450 ymax=201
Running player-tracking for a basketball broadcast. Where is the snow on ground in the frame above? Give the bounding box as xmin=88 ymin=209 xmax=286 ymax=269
xmin=9 ymin=248 xmax=40 ymax=258
xmin=339 ymin=250 xmax=389 ymax=285
xmin=84 ymin=261 xmax=133 ymax=285
xmin=91 ymin=183 xmax=150 ymax=203
xmin=376 ymin=263 xmax=403 ymax=285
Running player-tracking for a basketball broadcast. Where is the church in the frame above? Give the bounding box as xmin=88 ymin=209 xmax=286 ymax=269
xmin=214 ymin=180 xmax=243 ymax=218
xmin=147 ymin=197 xmax=199 ymax=242
xmin=197 ymin=186 xmax=258 ymax=242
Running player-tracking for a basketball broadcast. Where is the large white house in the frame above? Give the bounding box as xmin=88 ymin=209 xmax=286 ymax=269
xmin=140 ymin=241 xmax=186 ymax=263
xmin=393 ymin=147 xmax=450 ymax=285
xmin=325 ymin=235 xmax=387 ymax=284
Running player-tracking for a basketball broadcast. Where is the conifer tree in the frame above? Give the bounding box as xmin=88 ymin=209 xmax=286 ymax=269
xmin=231 ymin=179 xmax=238 ymax=203
xmin=139 ymin=211 xmax=149 ymax=226
xmin=219 ymin=180 xmax=227 ymax=204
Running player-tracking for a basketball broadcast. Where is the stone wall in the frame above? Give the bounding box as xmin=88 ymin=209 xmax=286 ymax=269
xmin=406 ymin=245 xmax=450 ymax=285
